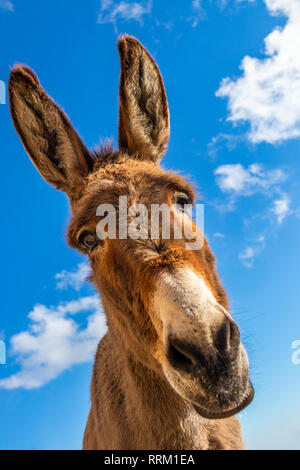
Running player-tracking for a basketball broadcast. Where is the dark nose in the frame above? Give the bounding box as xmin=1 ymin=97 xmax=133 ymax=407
xmin=167 ymin=319 xmax=241 ymax=373
xmin=215 ymin=318 xmax=240 ymax=356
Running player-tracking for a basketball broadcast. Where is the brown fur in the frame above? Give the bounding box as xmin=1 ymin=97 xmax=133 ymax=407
xmin=8 ymin=35 xmax=253 ymax=450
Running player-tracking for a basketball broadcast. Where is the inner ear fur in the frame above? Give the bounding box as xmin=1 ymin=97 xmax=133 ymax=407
xmin=9 ymin=65 xmax=93 ymax=197
xmin=118 ymin=35 xmax=170 ymax=164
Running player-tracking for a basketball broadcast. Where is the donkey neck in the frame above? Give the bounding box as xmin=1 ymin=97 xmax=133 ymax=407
xmin=100 ymin=308 xmax=213 ymax=450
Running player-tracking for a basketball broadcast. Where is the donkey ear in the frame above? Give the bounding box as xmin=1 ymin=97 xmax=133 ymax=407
xmin=9 ymin=65 xmax=93 ymax=197
xmin=118 ymin=35 xmax=170 ymax=164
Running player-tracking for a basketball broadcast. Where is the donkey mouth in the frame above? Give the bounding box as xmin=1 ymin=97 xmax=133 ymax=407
xmin=192 ymin=383 xmax=254 ymax=420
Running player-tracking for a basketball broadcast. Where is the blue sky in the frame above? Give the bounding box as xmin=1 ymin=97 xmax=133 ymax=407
xmin=0 ymin=0 xmax=300 ymax=450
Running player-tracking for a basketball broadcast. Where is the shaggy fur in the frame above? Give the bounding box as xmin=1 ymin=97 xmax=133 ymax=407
xmin=8 ymin=35 xmax=253 ymax=450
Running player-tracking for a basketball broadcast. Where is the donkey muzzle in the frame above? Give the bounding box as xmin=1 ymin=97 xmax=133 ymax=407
xmin=167 ymin=317 xmax=241 ymax=374
xmin=153 ymin=267 xmax=254 ymax=418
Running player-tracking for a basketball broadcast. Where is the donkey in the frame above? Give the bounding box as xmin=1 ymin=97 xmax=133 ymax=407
xmin=8 ymin=35 xmax=253 ymax=450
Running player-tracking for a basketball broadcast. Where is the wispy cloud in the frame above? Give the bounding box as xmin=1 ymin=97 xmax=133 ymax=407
xmin=238 ymin=233 xmax=266 ymax=268
xmin=216 ymin=0 xmax=300 ymax=144
xmin=187 ymin=0 xmax=206 ymax=27
xmin=214 ymin=163 xmax=286 ymax=197
xmin=213 ymin=232 xmax=225 ymax=238
xmin=55 ymin=262 xmax=90 ymax=291
xmin=238 ymin=246 xmax=257 ymax=268
xmin=0 ymin=0 xmax=14 ymax=12
xmin=214 ymin=162 xmax=291 ymax=220
xmin=207 ymin=133 xmax=243 ymax=158
xmin=271 ymin=193 xmax=291 ymax=224
xmin=237 ymin=192 xmax=293 ymax=267
xmin=97 ymin=0 xmax=152 ymax=28
xmin=214 ymin=162 xmax=291 ymax=266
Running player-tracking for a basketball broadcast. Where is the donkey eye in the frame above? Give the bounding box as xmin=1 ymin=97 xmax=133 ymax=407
xmin=80 ymin=231 xmax=99 ymax=251
xmin=175 ymin=194 xmax=191 ymax=211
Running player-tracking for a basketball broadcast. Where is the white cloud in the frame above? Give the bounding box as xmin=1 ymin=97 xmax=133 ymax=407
xmin=0 ymin=0 xmax=14 ymax=11
xmin=236 ymin=193 xmax=292 ymax=267
xmin=238 ymin=246 xmax=257 ymax=268
xmin=207 ymin=133 xmax=243 ymax=158
xmin=0 ymin=295 xmax=106 ymax=390
xmin=214 ymin=162 xmax=291 ymax=266
xmin=216 ymin=0 xmax=300 ymax=144
xmin=236 ymin=192 xmax=291 ymax=267
xmin=214 ymin=163 xmax=286 ymax=196
xmin=238 ymin=233 xmax=266 ymax=268
xmin=256 ymin=234 xmax=266 ymax=243
xmin=55 ymin=262 xmax=90 ymax=291
xmin=295 ymin=206 xmax=300 ymax=220
xmin=213 ymin=232 xmax=225 ymax=238
xmin=97 ymin=0 xmax=152 ymax=26
xmin=188 ymin=0 xmax=206 ymax=27
xmin=271 ymin=193 xmax=291 ymax=223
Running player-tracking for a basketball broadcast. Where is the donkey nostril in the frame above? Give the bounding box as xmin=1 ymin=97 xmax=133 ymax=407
xmin=230 ymin=321 xmax=240 ymax=346
xmin=166 ymin=337 xmax=209 ymax=372
xmin=216 ymin=320 xmax=240 ymax=353
xmin=168 ymin=343 xmax=194 ymax=370
xmin=216 ymin=321 xmax=230 ymax=351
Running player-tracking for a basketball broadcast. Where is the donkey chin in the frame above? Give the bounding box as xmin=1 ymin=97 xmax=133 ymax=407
xmin=153 ymin=267 xmax=254 ymax=420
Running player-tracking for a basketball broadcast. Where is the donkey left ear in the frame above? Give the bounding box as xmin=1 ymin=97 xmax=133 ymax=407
xmin=118 ymin=35 xmax=170 ymax=164
xmin=9 ymin=65 xmax=93 ymax=198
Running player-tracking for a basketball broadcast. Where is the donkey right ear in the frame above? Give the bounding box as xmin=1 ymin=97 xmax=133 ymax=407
xmin=118 ymin=36 xmax=170 ymax=164
xmin=9 ymin=66 xmax=93 ymax=197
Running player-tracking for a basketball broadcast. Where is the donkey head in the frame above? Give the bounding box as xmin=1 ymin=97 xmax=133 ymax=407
xmin=9 ymin=35 xmax=253 ymax=419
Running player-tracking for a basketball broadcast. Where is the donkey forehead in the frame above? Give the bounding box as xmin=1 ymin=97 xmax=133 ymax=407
xmin=74 ymin=161 xmax=196 ymax=217
xmin=88 ymin=159 xmax=195 ymax=193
